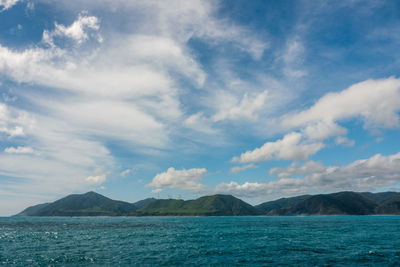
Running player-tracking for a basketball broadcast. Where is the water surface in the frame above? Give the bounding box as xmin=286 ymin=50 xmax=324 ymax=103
xmin=1 ymin=216 xmax=399 ymax=266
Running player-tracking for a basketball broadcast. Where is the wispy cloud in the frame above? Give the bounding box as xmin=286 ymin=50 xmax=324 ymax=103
xmin=230 ymin=164 xmax=258 ymax=174
xmin=0 ymin=0 xmax=21 ymax=12
xmin=119 ymin=169 xmax=132 ymax=177
xmin=4 ymin=146 xmax=34 ymax=154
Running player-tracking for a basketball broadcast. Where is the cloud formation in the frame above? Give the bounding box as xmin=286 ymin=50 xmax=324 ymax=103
xmin=85 ymin=174 xmax=106 ymax=185
xmin=0 ymin=0 xmax=270 ymax=214
xmin=230 ymin=163 xmax=258 ymax=173
xmin=0 ymin=0 xmax=20 ymax=12
xmin=148 ymin=167 xmax=206 ymax=191
xmin=233 ymin=77 xmax=400 ymax=165
xmin=283 ymin=77 xmax=400 ymax=130
xmin=4 ymin=146 xmax=34 ymax=154
xmin=232 ymin=132 xmax=324 ymax=163
xmin=42 ymin=13 xmax=102 ymax=47
xmin=119 ymin=169 xmax=131 ymax=177
xmin=0 ymin=103 xmax=32 ymax=137
xmin=212 ymin=90 xmax=268 ymax=122
xmin=218 ymin=152 xmax=400 ymax=198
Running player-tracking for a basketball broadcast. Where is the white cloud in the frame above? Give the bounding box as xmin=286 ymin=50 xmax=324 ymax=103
xmin=212 ymin=90 xmax=268 ymax=122
xmin=335 ymin=136 xmax=355 ymax=147
xmin=282 ymin=38 xmax=307 ymax=78
xmin=0 ymin=0 xmax=20 ymax=12
xmin=232 ymin=132 xmax=324 ymax=163
xmin=0 ymin=125 xmax=24 ymax=137
xmin=0 ymin=103 xmax=33 ymax=138
xmin=0 ymin=102 xmax=114 ymax=202
xmin=283 ymin=77 xmax=400 ymax=129
xmin=85 ymin=174 xmax=106 ymax=185
xmin=0 ymin=0 xmax=269 ymax=214
xmin=302 ymin=120 xmax=347 ymax=140
xmin=253 ymin=77 xmax=400 ymax=157
xmin=218 ymin=152 xmax=400 ymax=198
xmin=120 ymin=169 xmax=131 ymax=177
xmin=42 ymin=13 xmax=102 ymax=47
xmin=4 ymin=146 xmax=34 ymax=154
xmin=230 ymin=163 xmax=258 ymax=173
xmin=50 ymin=0 xmax=268 ymax=59
xmin=269 ymin=160 xmax=326 ymax=179
xmin=124 ymin=35 xmax=205 ymax=87
xmin=184 ymin=112 xmax=216 ymax=134
xmin=1 ymin=3 xmax=254 ymax=213
xmin=137 ymin=0 xmax=268 ymax=59
xmin=148 ymin=167 xmax=206 ymax=191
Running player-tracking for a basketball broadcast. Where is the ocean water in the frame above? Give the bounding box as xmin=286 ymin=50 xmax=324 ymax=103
xmin=1 ymin=216 xmax=400 ymax=266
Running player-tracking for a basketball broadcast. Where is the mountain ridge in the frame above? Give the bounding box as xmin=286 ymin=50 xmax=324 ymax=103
xmin=15 ymin=191 xmax=400 ymax=216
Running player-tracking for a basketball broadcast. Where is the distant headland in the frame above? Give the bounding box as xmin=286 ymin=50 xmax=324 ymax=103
xmin=16 ymin=191 xmax=400 ymax=216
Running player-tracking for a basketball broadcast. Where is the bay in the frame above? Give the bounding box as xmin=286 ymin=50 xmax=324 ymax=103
xmin=1 ymin=216 xmax=400 ymax=266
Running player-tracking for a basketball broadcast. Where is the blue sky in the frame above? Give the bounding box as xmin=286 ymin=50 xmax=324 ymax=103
xmin=0 ymin=0 xmax=400 ymax=215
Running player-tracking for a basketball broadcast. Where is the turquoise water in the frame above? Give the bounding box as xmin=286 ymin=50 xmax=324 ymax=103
xmin=1 ymin=216 xmax=400 ymax=266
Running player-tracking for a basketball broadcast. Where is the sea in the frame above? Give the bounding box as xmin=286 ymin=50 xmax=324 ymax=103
xmin=1 ymin=216 xmax=400 ymax=266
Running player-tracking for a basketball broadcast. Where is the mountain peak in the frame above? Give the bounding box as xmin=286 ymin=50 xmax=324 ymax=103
xmin=18 ymin=191 xmax=137 ymax=216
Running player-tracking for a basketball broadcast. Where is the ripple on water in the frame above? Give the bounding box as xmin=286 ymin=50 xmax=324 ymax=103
xmin=1 ymin=216 xmax=400 ymax=265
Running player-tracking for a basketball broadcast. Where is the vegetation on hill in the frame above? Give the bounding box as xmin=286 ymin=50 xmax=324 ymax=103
xmin=15 ymin=191 xmax=400 ymax=216
xmin=18 ymin=191 xmax=137 ymax=216
xmin=257 ymin=191 xmax=400 ymax=215
xmin=132 ymin=198 xmax=156 ymax=209
xmin=16 ymin=203 xmax=50 ymax=216
xmin=137 ymin=194 xmax=262 ymax=216
xmin=255 ymin=195 xmax=310 ymax=214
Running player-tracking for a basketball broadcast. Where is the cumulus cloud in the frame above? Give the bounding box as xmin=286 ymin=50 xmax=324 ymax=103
xmin=0 ymin=0 xmax=20 ymax=12
xmin=283 ymin=77 xmax=400 ymax=130
xmin=301 ymin=120 xmax=347 ymax=140
xmin=230 ymin=163 xmax=258 ymax=173
xmin=218 ymin=152 xmax=400 ymax=198
xmin=85 ymin=174 xmax=106 ymax=185
xmin=148 ymin=167 xmax=206 ymax=191
xmin=269 ymin=160 xmax=326 ymax=179
xmin=232 ymin=132 xmax=324 ymax=163
xmin=233 ymin=77 xmax=400 ymax=161
xmin=4 ymin=146 xmax=34 ymax=154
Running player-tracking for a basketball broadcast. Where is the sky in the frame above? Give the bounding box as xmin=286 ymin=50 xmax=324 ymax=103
xmin=0 ymin=0 xmax=400 ymax=215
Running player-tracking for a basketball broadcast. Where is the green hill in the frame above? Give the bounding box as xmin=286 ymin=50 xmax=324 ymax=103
xmin=255 ymin=195 xmax=310 ymax=214
xmin=258 ymin=191 xmax=380 ymax=215
xmin=16 ymin=191 xmax=400 ymax=216
xmin=16 ymin=203 xmax=50 ymax=216
xmin=361 ymin=192 xmax=400 ymax=203
xmin=138 ymin=194 xmax=262 ymax=216
xmin=374 ymin=193 xmax=400 ymax=214
xmin=132 ymin=198 xmax=156 ymax=209
xmin=21 ymin=191 xmax=137 ymax=216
